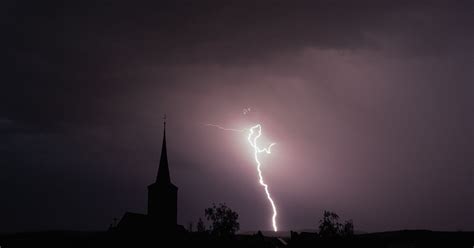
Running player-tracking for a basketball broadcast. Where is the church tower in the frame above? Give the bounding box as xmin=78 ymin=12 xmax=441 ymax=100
xmin=147 ymin=117 xmax=178 ymax=228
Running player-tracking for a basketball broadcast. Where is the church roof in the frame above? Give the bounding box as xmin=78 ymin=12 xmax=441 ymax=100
xmin=116 ymin=212 xmax=150 ymax=231
xmin=156 ymin=118 xmax=172 ymax=184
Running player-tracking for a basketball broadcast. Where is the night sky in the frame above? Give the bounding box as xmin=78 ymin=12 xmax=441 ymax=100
xmin=1 ymin=0 xmax=473 ymax=233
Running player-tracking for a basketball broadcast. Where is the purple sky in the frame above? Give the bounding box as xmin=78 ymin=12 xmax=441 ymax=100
xmin=1 ymin=0 xmax=473 ymax=233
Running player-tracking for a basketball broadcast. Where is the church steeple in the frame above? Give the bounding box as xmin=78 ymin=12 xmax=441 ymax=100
xmin=156 ymin=115 xmax=171 ymax=183
xmin=148 ymin=115 xmax=178 ymax=223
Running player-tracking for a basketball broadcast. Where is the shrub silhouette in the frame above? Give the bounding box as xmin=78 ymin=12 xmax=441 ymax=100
xmin=319 ymin=211 xmax=342 ymax=238
xmin=205 ymin=203 xmax=240 ymax=237
xmin=318 ymin=210 xmax=354 ymax=238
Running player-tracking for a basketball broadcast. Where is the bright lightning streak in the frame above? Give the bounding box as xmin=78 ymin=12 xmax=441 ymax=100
xmin=204 ymin=123 xmax=279 ymax=232
xmin=247 ymin=124 xmax=278 ymax=232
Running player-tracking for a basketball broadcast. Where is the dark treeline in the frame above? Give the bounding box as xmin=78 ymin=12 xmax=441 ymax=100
xmin=1 ymin=205 xmax=473 ymax=248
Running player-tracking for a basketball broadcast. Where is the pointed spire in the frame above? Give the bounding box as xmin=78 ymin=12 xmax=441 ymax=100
xmin=156 ymin=114 xmax=171 ymax=183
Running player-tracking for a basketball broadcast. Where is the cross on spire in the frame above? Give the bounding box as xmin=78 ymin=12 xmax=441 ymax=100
xmin=163 ymin=114 xmax=166 ymax=129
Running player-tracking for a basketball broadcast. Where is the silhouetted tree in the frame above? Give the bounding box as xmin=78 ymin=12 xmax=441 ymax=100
xmin=204 ymin=203 xmax=239 ymax=237
xmin=319 ymin=211 xmax=342 ymax=238
xmin=342 ymin=219 xmax=354 ymax=237
xmin=197 ymin=218 xmax=206 ymax=233
xmin=318 ymin=211 xmax=355 ymax=238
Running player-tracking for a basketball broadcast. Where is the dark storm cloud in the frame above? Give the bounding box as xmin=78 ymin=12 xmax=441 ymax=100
xmin=1 ymin=0 xmax=473 ymax=233
xmin=6 ymin=1 xmax=472 ymax=65
xmin=3 ymin=0 xmax=472 ymax=125
xmin=5 ymin=1 xmax=470 ymax=62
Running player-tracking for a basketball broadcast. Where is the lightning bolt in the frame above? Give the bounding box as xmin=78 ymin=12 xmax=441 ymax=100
xmin=205 ymin=123 xmax=279 ymax=232
xmin=247 ymin=124 xmax=278 ymax=232
xmin=203 ymin=124 xmax=246 ymax=133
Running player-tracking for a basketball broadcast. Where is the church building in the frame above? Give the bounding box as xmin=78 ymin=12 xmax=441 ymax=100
xmin=116 ymin=119 xmax=182 ymax=232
